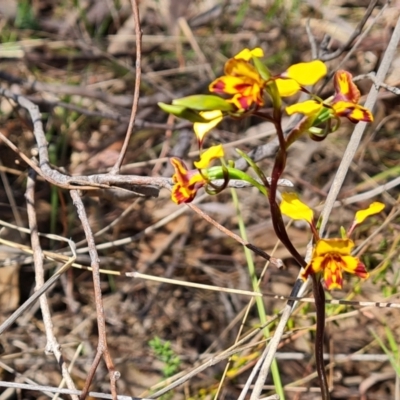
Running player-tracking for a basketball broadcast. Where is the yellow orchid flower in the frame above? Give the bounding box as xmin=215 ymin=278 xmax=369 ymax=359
xmin=280 ymin=193 xmax=384 ymax=290
xmin=302 ymin=238 xmax=369 ymax=290
xmin=285 ymin=70 xmax=373 ymax=124
xmin=170 ymin=145 xmax=225 ymax=204
xmin=209 ymin=48 xmax=266 ymax=111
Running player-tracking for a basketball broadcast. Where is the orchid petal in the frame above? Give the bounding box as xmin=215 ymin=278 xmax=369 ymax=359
xmin=286 ymin=100 xmax=323 ymax=116
xmin=286 ymin=60 xmax=327 ymax=86
xmin=314 ymin=238 xmax=354 ymax=257
xmin=333 ymin=70 xmax=360 ymax=103
xmin=280 ymin=192 xmax=314 ymax=224
xmin=332 ymin=101 xmax=373 ymax=122
xmin=354 ymin=202 xmax=385 ymax=225
xmin=275 ymin=78 xmax=301 ymax=97
xmin=194 ymin=144 xmax=224 ymax=169
xmin=234 ymin=47 xmax=264 ymax=61
xmin=341 ymin=256 xmax=369 ymax=279
xmin=193 ymin=110 xmax=223 ymax=144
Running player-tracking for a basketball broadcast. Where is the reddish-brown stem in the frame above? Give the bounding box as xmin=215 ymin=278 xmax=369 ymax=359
xmin=268 ymin=117 xmax=306 ymax=267
xmin=311 ymin=274 xmax=330 ymax=399
xmin=311 ymin=225 xmax=321 ymax=241
xmin=253 ymin=109 xmax=306 ymax=267
xmin=269 ymin=199 xmax=306 ymax=268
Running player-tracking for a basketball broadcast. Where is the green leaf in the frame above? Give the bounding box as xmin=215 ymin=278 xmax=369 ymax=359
xmin=206 ymin=165 xmax=268 ymax=196
xmin=158 ymin=103 xmax=210 ymax=123
xmin=173 ymin=95 xmax=234 ymax=111
xmin=235 ymin=148 xmax=269 ymax=193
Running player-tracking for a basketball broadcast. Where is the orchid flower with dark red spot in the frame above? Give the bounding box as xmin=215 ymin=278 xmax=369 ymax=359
xmin=280 ymin=193 xmax=384 ymax=290
xmin=170 ymin=145 xmax=225 ymax=204
xmin=331 ymin=70 xmax=373 ymax=122
xmin=209 ymin=48 xmax=266 ymax=111
xmin=209 ymin=50 xmax=327 ymax=112
xmin=302 ymin=238 xmax=369 ymax=290
xmin=286 ymin=70 xmax=373 ymax=124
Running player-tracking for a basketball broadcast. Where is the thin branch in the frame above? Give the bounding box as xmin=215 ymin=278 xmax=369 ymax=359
xmin=354 ymin=71 xmax=400 ymax=95
xmin=237 ymin=343 xmax=271 ymax=400
xmin=127 ymin=271 xmax=264 ymax=297
xmin=319 ymin=0 xmax=379 ymax=61
xmin=70 ymin=190 xmax=118 ymax=400
xmin=0 ymin=88 xmax=164 ymax=195
xmin=306 ymin=18 xmax=318 ymax=60
xmin=110 ymin=0 xmax=142 ymax=173
xmin=26 ymin=170 xmax=79 ymax=399
xmin=186 ymin=202 xmax=282 ymax=267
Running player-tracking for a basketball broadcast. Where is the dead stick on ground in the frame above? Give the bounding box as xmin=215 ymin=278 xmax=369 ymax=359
xmin=70 ymin=190 xmax=118 ymax=400
xmin=26 ymin=170 xmax=79 ymax=400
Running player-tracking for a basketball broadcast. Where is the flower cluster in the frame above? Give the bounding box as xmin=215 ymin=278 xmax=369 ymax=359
xmin=280 ymin=193 xmax=384 ymax=290
xmin=160 ymin=48 xmax=373 ymax=207
xmin=159 ymin=47 xmax=330 ymax=148
xmin=161 ymin=47 xmax=378 ymax=292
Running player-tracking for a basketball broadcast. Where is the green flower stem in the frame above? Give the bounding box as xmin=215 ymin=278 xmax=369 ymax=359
xmin=206 ymin=167 xmax=268 ymax=196
xmin=234 ymin=148 xmax=270 ymax=190
xmin=231 ymin=187 xmax=285 ymax=400
xmin=311 ymin=273 xmax=330 ymax=400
